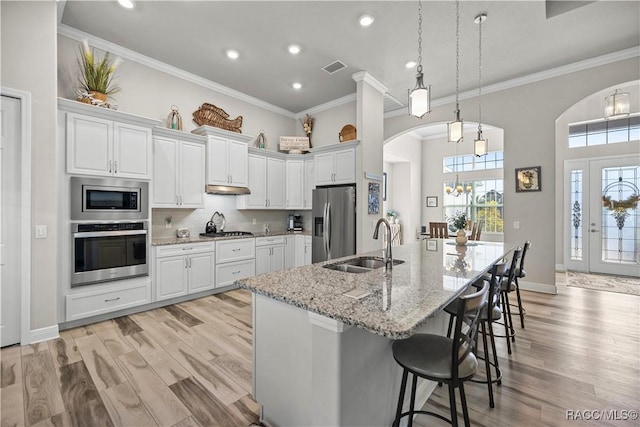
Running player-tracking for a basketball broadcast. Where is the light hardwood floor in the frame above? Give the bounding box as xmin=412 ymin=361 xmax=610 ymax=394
xmin=2 ymin=280 xmax=639 ymax=427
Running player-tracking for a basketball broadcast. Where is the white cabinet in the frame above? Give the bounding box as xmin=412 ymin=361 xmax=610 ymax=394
xmin=293 ymin=235 xmax=312 ymax=267
xmin=154 ymin=242 xmax=215 ymax=301
xmin=192 ymin=127 xmax=252 ymax=188
xmin=239 ymin=154 xmax=285 ymax=209
xmin=303 ymin=159 xmax=315 ymax=209
xmin=314 ymin=146 xmax=356 ymax=185
xmin=284 ymin=235 xmax=296 ymax=269
xmin=256 ymin=236 xmax=285 ymax=275
xmin=66 ymin=279 xmax=151 ymax=322
xmin=286 ymin=160 xmax=304 ymax=209
xmin=152 ymin=130 xmax=205 ymax=208
xmin=66 ymin=113 xmax=153 ymax=179
xmin=215 ymin=238 xmax=256 ymax=287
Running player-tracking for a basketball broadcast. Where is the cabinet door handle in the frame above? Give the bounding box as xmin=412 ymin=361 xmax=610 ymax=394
xmin=232 ymin=248 xmax=241 ymax=252
xmin=179 ymin=195 xmax=183 ymax=205
xmin=182 ymin=247 xmax=193 ymax=251
xmin=104 ymin=297 xmax=120 ymax=303
xmin=114 ymin=161 xmax=118 ymax=173
xmin=232 ymin=270 xmax=241 ymax=275
xmin=108 ymin=160 xmax=112 ymax=173
xmin=185 ymin=258 xmax=188 ymax=269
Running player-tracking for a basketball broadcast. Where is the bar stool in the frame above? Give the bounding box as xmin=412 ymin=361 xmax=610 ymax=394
xmin=391 ymin=283 xmax=489 ymax=427
xmin=496 ymin=248 xmax=523 ymax=355
xmin=444 ymin=260 xmax=512 ymax=408
xmin=501 ymin=241 xmax=531 ymax=328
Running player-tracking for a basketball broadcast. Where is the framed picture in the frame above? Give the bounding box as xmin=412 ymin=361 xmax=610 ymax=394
xmin=368 ymin=182 xmax=380 ymax=214
xmin=515 ymin=166 xmax=541 ymax=192
xmin=426 ymin=196 xmax=438 ymax=207
xmin=426 ymin=240 xmax=438 ymax=251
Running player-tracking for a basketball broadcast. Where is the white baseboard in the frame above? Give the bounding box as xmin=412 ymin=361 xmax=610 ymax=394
xmin=27 ymin=324 xmax=59 ymax=344
xmin=520 ymin=280 xmax=557 ymax=295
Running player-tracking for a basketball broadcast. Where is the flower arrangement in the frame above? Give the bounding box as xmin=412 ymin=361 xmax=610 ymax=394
xmin=447 ymin=210 xmax=468 ymax=231
xmin=386 ymin=210 xmax=397 ymax=219
xmin=77 ymin=39 xmax=122 ymax=103
xmin=300 ymin=114 xmax=314 ymax=146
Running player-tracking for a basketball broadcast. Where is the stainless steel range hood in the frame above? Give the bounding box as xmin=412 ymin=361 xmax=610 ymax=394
xmin=205 ymin=184 xmax=251 ymax=195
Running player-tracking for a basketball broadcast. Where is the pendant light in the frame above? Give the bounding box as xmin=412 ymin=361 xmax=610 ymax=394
xmin=448 ymin=0 xmax=463 ymax=143
xmin=604 ymin=89 xmax=630 ymax=120
xmin=474 ymin=14 xmax=488 ymax=157
xmin=408 ymin=0 xmax=431 ymax=118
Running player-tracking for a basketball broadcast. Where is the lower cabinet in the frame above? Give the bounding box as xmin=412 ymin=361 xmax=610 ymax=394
xmin=284 ymin=235 xmax=296 ymax=269
xmin=154 ymin=242 xmax=215 ymax=301
xmin=304 ymin=236 xmax=312 ymax=265
xmin=66 ymin=279 xmax=151 ymax=322
xmin=294 ymin=234 xmax=312 ymax=267
xmin=216 ymin=238 xmax=256 ymax=287
xmin=256 ymin=236 xmax=285 ymax=275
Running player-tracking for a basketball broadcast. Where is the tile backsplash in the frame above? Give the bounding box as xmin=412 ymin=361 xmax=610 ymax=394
xmin=152 ymin=194 xmax=311 ymax=238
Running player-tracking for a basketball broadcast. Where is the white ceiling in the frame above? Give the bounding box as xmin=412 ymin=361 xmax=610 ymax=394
xmin=59 ymin=1 xmax=640 ymax=115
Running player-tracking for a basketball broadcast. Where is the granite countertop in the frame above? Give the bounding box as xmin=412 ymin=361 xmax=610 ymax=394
xmin=236 ymin=240 xmax=513 ymax=339
xmin=152 ymin=230 xmax=311 ymax=246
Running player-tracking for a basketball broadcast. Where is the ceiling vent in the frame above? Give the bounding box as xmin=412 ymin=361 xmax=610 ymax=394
xmin=322 ymin=60 xmax=347 ymax=74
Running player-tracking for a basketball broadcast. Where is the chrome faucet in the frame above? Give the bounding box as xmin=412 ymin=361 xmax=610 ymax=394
xmin=373 ymin=217 xmax=393 ymax=270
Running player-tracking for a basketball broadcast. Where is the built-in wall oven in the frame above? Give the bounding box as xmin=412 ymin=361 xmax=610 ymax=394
xmin=71 ymin=222 xmax=149 ymax=287
xmin=70 ymin=177 xmax=150 ymax=287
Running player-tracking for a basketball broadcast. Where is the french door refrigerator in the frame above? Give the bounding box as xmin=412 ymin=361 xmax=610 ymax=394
xmin=312 ymin=184 xmax=356 ymax=263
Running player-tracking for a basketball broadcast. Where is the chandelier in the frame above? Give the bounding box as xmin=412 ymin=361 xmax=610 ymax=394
xmin=447 ymin=0 xmax=463 ymax=143
xmin=408 ymin=0 xmax=431 ymax=118
xmin=445 ymin=154 xmax=472 ymax=197
xmin=474 ymin=14 xmax=488 ymax=157
xmin=604 ymin=89 xmax=630 ymax=120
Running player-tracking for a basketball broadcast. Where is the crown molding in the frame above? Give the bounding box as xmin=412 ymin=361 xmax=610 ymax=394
xmin=57 ymin=24 xmax=297 ymax=119
xmin=294 ymin=93 xmax=357 ymax=119
xmin=384 ymin=46 xmax=640 ymax=119
xmin=352 ymin=71 xmax=389 ymax=94
xmin=57 ymin=0 xmax=67 ymax=24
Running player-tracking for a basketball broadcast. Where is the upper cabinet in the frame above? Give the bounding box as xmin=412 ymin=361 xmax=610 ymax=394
xmin=192 ymin=126 xmax=252 ymax=188
xmin=59 ymin=98 xmax=160 ymax=179
xmin=285 ymin=159 xmax=304 ymax=209
xmin=152 ymin=128 xmax=206 ymax=209
xmin=303 ymin=158 xmax=315 ymax=209
xmin=313 ymin=141 xmax=358 ymax=186
xmin=239 ymin=152 xmax=285 ymax=209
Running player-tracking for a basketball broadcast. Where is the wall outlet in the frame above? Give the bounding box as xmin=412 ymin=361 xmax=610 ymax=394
xmin=35 ymin=225 xmax=47 ymax=239
xmin=165 ymin=216 xmax=173 ymax=228
xmin=513 ymin=221 xmax=520 ymax=230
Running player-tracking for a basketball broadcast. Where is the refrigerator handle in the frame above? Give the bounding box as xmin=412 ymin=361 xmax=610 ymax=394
xmin=323 ymin=202 xmax=329 ymax=256
xmin=326 ymin=202 xmax=331 ymax=256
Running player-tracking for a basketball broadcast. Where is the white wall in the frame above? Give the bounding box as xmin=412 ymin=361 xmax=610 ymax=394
xmin=386 ymin=58 xmax=640 ymax=290
xmin=554 ymin=80 xmax=640 ymax=267
xmin=304 ymin=101 xmax=356 ymax=149
xmin=1 ymin=1 xmax=58 ymax=331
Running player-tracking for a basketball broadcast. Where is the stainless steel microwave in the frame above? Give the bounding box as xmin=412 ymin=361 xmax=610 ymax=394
xmin=71 ymin=177 xmax=149 ymax=221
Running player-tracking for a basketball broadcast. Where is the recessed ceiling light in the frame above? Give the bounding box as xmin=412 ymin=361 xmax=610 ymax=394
xmin=359 ymin=14 xmax=375 ymax=27
xmin=118 ymin=0 xmax=134 ymax=9
xmin=226 ymin=49 xmax=239 ymax=60
xmin=292 ymin=82 xmax=302 ymax=90
xmin=405 ymin=60 xmax=417 ymax=69
xmin=288 ymin=44 xmax=301 ymax=55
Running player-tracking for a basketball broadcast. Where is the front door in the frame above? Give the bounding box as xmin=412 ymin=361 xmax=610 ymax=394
xmin=588 ymin=157 xmax=640 ymax=276
xmin=1 ymin=95 xmax=22 ymax=347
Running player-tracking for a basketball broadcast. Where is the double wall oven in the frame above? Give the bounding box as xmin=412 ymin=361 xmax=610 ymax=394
xmin=70 ymin=177 xmax=149 ymax=287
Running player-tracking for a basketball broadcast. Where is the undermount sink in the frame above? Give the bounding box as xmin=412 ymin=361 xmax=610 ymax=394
xmin=323 ymin=256 xmax=405 ymax=273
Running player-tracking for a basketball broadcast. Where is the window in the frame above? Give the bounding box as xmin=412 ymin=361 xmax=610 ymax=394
xmin=568 ymin=115 xmax=640 ymax=148
xmin=443 ymin=179 xmax=504 ymax=233
xmin=443 ymin=151 xmax=503 ymax=173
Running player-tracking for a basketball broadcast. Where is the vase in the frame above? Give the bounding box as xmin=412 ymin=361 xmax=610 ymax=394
xmin=78 ymin=90 xmax=108 ymax=105
xmin=455 ymin=229 xmax=468 ymax=246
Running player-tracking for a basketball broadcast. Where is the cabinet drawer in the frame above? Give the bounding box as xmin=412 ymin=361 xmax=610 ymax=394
xmin=255 ymin=236 xmax=285 ymax=247
xmin=216 ymin=259 xmax=256 ymax=287
xmin=155 ymin=242 xmax=214 ymax=258
xmin=216 ymin=238 xmax=255 ymax=263
xmin=66 ymin=281 xmax=151 ymax=321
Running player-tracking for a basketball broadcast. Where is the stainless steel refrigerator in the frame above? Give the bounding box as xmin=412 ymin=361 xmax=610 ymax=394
xmin=312 ymin=184 xmax=356 ymax=263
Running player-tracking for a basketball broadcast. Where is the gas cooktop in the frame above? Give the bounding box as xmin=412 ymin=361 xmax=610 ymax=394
xmin=200 ymin=231 xmax=254 ymax=238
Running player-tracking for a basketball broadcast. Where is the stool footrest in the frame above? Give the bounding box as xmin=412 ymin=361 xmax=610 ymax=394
xmin=395 ymin=410 xmax=453 ymax=426
xmin=471 ymin=355 xmax=502 ymax=385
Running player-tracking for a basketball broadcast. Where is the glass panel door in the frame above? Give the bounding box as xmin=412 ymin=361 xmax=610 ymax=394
xmin=588 ymin=157 xmax=640 ymax=276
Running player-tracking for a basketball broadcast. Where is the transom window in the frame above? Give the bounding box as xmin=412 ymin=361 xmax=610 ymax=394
xmin=568 ymin=115 xmax=640 ymax=148
xmin=443 ymin=151 xmax=503 ymax=173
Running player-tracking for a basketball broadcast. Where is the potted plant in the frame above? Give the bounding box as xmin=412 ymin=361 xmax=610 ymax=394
xmin=386 ymin=210 xmax=398 ymax=223
xmin=76 ymin=39 xmax=122 ymax=105
xmin=447 ymin=210 xmax=468 ymax=245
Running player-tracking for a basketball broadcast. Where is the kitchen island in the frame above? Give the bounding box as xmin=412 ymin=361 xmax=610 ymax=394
xmin=236 ymin=239 xmax=512 ymax=426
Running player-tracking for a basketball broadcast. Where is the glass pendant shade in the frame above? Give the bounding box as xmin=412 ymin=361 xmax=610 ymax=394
xmin=408 ymin=71 xmax=431 ymax=118
xmin=448 ymin=110 xmax=463 ymax=143
xmin=474 ymin=131 xmax=488 ymax=157
xmin=604 ymin=89 xmax=630 ymax=119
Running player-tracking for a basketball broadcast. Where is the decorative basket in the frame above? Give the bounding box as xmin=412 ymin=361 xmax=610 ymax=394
xmin=193 ymin=103 xmax=243 ymax=133
xmin=339 ymin=124 xmax=357 ymax=142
